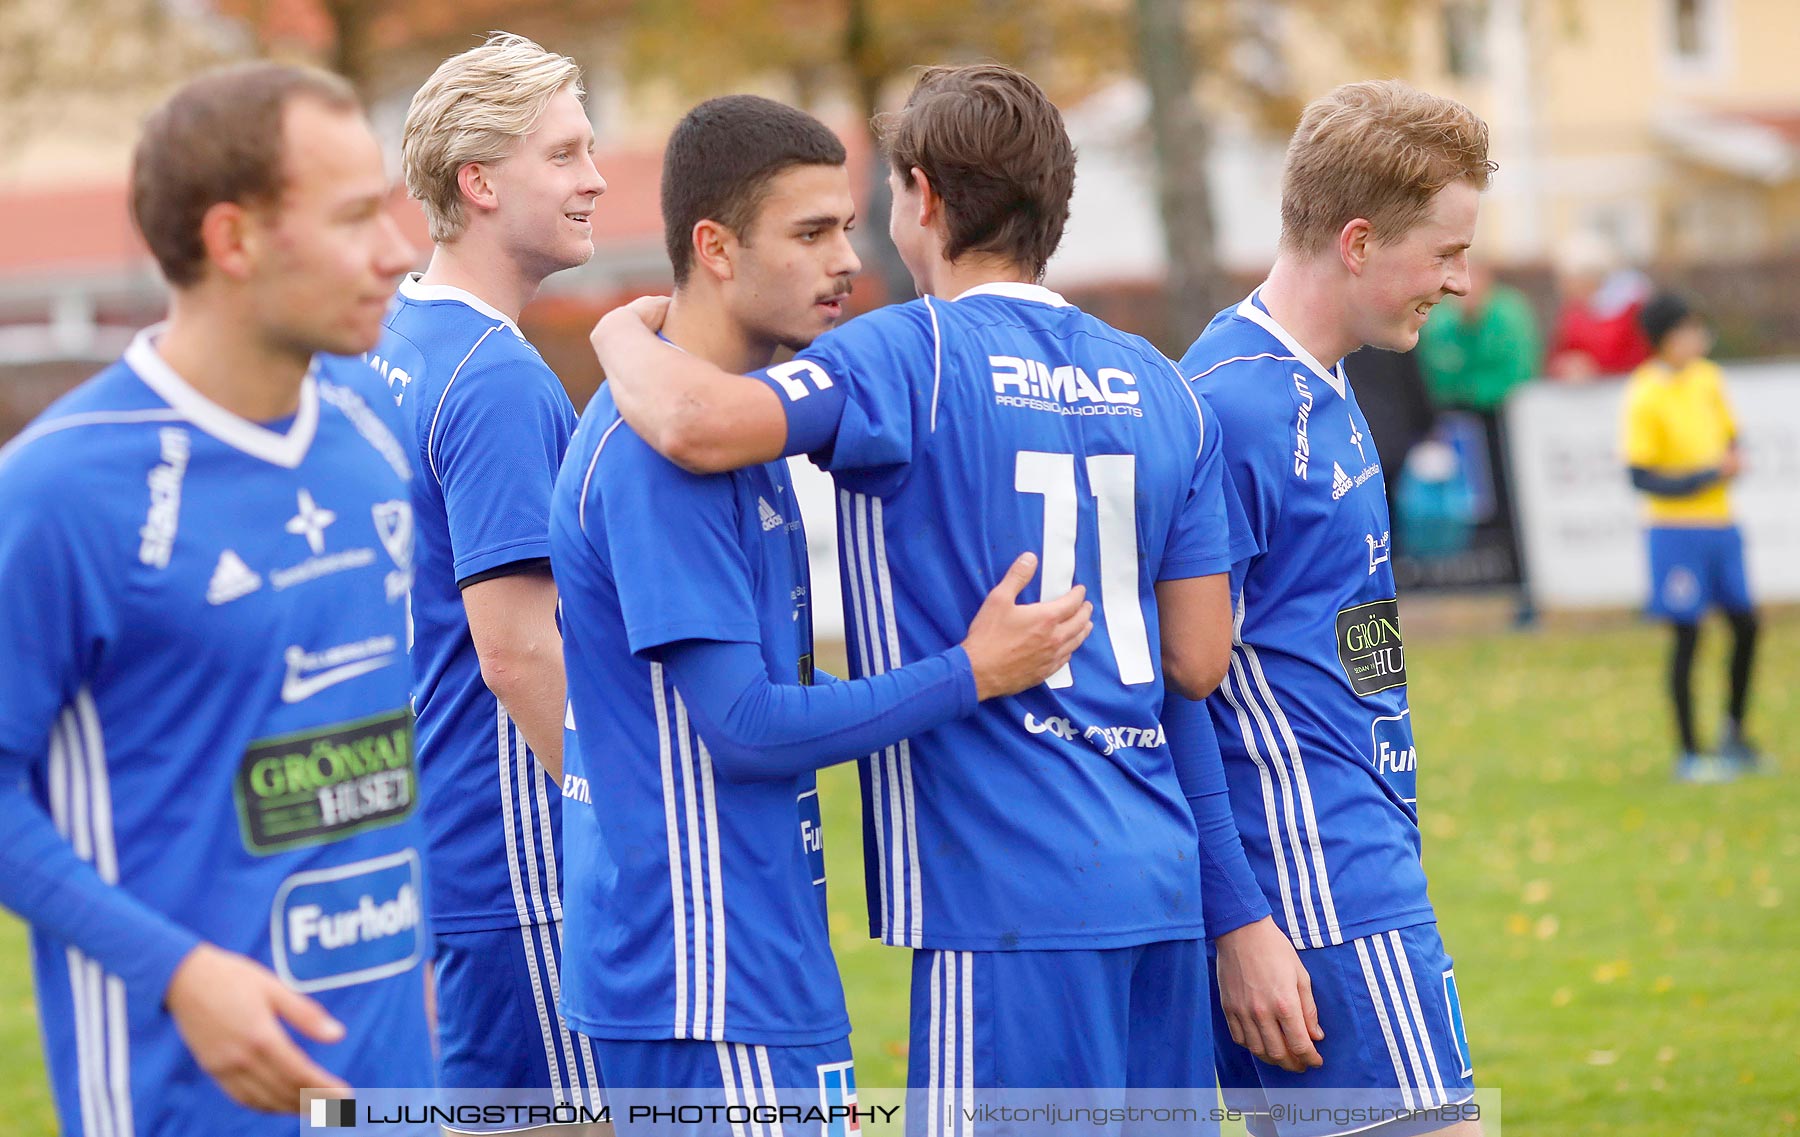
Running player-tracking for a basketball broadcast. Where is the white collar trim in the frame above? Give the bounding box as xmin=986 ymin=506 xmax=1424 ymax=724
xmin=124 ymin=326 xmax=318 ymax=469
xmin=1237 ymin=286 xmax=1347 ymax=398
xmin=399 ymin=273 xmax=524 ymax=337
xmin=952 ymin=281 xmax=1070 ymax=307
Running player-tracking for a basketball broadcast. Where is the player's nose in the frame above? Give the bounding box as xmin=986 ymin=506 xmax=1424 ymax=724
xmin=1443 ymin=250 xmax=1471 ymax=297
xmin=581 ymin=154 xmax=607 ymax=199
xmin=832 ymin=230 xmax=861 ymax=279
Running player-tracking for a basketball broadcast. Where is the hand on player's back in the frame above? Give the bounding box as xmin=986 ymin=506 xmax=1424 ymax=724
xmin=165 ymin=943 xmax=350 ymax=1114
xmin=962 ymin=552 xmax=1094 ymax=700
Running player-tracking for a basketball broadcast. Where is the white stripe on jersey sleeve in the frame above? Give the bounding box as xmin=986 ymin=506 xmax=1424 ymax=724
xmin=872 ymin=497 xmax=925 ymax=945
xmin=673 ymin=694 xmax=710 ymax=1038
xmin=426 ymin=324 xmax=507 ymax=484
xmin=651 ymin=664 xmax=691 ymax=1037
xmin=925 ymin=295 xmax=945 ymax=433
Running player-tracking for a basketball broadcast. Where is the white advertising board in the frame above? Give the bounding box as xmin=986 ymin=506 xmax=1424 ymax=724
xmin=1507 ymin=363 xmax=1800 ymax=608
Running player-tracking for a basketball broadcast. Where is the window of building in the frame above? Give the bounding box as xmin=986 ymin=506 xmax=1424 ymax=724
xmin=1444 ymin=0 xmax=1488 ymax=79
xmin=1665 ymin=0 xmax=1729 ymax=76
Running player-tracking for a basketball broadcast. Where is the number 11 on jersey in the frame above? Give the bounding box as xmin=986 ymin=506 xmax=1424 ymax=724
xmin=1015 ymin=450 xmax=1153 ymax=688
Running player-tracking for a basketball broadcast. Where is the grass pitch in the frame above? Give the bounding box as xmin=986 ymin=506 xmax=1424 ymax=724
xmin=1 ymin=609 xmax=1794 ymax=1135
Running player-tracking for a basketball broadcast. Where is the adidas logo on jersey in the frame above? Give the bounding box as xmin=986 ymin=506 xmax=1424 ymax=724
xmin=758 ymin=496 xmax=784 ymax=531
xmin=207 ymin=549 xmax=262 ymax=605
xmin=1332 ymin=462 xmax=1356 ymax=500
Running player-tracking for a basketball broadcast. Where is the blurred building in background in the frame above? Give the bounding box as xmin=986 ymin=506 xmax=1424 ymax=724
xmin=2 ymin=0 xmax=1797 ymax=611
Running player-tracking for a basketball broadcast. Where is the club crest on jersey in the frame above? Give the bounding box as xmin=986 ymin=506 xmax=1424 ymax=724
xmin=1291 ymin=372 xmax=1313 ymax=477
xmin=1366 ymin=529 xmax=1392 ymax=574
xmin=989 ymin=355 xmax=1142 ymax=418
xmin=372 ymin=500 xmax=414 ymax=601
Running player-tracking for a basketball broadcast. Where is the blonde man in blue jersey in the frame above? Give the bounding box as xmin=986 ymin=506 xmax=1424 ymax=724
xmin=1621 ymin=292 xmax=1762 ymax=782
xmin=1179 ymin=80 xmax=1488 ymax=1137
xmin=374 ymin=32 xmax=606 ymax=1126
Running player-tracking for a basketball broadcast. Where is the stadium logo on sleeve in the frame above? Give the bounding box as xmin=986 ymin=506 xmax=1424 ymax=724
xmin=1336 ymin=598 xmax=1407 ymax=696
xmin=989 ymin=355 xmax=1142 ymax=417
xmin=138 ymin=427 xmax=190 ymax=569
xmin=1291 ymin=373 xmax=1313 ymax=477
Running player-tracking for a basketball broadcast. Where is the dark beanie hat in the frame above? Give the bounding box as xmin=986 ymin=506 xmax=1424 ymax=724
xmin=1639 ymin=291 xmax=1695 ymax=348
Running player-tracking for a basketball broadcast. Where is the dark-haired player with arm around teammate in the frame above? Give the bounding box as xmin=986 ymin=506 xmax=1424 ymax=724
xmin=551 ymin=94 xmax=1090 ymax=1135
xmin=585 ymin=64 xmax=1317 ymax=1126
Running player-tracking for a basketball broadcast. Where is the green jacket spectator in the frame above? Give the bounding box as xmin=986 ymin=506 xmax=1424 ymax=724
xmin=1417 ymin=275 xmax=1542 ymax=410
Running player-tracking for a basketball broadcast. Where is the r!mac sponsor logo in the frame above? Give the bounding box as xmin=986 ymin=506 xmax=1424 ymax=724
xmin=989 ymin=355 xmax=1143 ymax=418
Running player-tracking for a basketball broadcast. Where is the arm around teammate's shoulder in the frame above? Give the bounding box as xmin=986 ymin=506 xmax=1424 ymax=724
xmin=590 ymin=298 xmax=790 ymax=474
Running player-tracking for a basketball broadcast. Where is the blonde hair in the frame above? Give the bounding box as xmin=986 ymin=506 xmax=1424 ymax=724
xmin=1279 ymin=79 xmax=1494 ymax=256
xmin=403 ymin=32 xmax=583 ymax=243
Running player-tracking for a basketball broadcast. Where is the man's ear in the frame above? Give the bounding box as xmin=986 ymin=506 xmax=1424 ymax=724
xmin=909 ymin=166 xmax=941 ymax=231
xmin=456 ymin=161 xmax=500 ymax=218
xmin=1339 ymin=217 xmax=1374 ymax=276
xmin=690 ymin=218 xmax=738 ymax=283
xmin=197 ymin=200 xmax=257 ymax=282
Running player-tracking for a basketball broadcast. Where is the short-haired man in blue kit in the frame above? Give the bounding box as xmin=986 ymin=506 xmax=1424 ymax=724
xmin=586 ymin=64 xmax=1317 ymax=1131
xmin=551 ymin=93 xmax=1092 ymax=1134
xmin=0 ymin=63 xmax=432 ymax=1135
xmin=1180 ymin=80 xmax=1492 ymax=1137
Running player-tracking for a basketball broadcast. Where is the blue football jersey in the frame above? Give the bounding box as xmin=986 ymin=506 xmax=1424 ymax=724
xmin=550 ymin=386 xmax=846 ymax=1045
xmin=755 ymin=282 xmax=1241 ymax=951
xmin=0 ymin=331 xmax=432 ymax=1136
xmin=1180 ymin=290 xmax=1433 ymax=950
xmin=367 ymin=276 xmax=576 ymax=935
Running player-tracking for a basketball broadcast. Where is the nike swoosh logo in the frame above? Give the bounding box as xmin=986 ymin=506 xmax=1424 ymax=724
xmin=281 ymin=656 xmax=394 ymax=704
